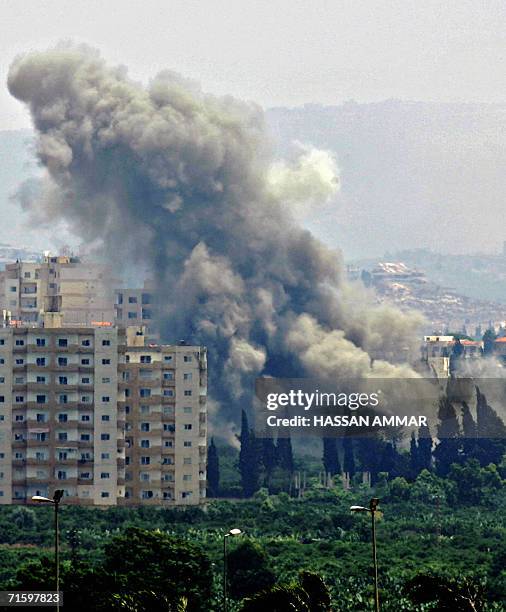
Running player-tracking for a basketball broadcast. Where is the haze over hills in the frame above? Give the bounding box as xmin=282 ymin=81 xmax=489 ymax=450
xmin=2 ymin=99 xmax=506 ymax=291
xmin=266 ymin=100 xmax=506 ymax=259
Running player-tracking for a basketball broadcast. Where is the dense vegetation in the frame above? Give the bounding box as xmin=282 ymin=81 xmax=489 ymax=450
xmin=0 ymin=460 xmax=505 ymax=610
xmin=1 ymin=385 xmax=505 ymax=610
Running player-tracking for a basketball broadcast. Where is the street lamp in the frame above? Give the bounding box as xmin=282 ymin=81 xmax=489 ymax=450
xmin=223 ymin=528 xmax=242 ymax=612
xmin=32 ymin=490 xmax=64 ymax=611
xmin=350 ymin=498 xmax=380 ymax=612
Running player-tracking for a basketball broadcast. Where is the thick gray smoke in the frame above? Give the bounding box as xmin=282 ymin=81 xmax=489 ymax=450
xmin=8 ymin=44 xmax=423 ymax=435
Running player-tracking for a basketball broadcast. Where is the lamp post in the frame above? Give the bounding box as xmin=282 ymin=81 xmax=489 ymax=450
xmin=223 ymin=528 xmax=242 ymax=612
xmin=350 ymin=498 xmax=380 ymax=612
xmin=32 ymin=490 xmax=64 ymax=611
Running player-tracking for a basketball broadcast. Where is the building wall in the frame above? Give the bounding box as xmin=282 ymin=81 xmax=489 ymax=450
xmin=0 ymin=325 xmax=207 ymax=507
xmin=0 ymin=256 xmax=117 ymax=327
xmin=115 ymin=282 xmax=159 ymax=343
xmin=121 ymin=344 xmax=207 ymax=505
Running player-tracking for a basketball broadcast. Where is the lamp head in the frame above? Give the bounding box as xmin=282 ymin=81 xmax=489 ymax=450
xmin=53 ymin=490 xmax=64 ymax=504
xmin=370 ymin=498 xmax=380 ymax=511
xmin=228 ymin=528 xmax=242 ymax=536
xmin=31 ymin=495 xmax=53 ymax=504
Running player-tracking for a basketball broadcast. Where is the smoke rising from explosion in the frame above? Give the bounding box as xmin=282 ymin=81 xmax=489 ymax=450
xmin=8 ymin=44 xmax=423 ymax=437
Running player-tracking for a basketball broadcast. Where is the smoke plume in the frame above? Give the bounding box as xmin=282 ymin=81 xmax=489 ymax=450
xmin=8 ymin=44 xmax=423 ymax=432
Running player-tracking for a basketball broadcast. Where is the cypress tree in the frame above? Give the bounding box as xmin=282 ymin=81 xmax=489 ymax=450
xmin=276 ymin=434 xmax=294 ymax=473
xmin=207 ymin=437 xmax=220 ymax=497
xmin=409 ymin=431 xmax=419 ymax=477
xmin=261 ymin=436 xmax=277 ymax=487
xmin=433 ymin=396 xmax=461 ymax=476
xmin=343 ymin=436 xmax=356 ymax=478
xmin=238 ymin=410 xmax=260 ymax=497
xmin=474 ymin=387 xmax=506 ymax=466
xmin=322 ymin=437 xmax=341 ymax=476
xmin=416 ymin=424 xmax=433 ymax=472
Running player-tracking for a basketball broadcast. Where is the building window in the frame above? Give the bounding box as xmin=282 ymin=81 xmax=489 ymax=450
xmin=101 ymin=377 xmax=110 ymax=383
xmin=58 ymin=339 xmax=68 ymax=347
xmin=127 ymin=312 xmax=137 ymax=319
xmin=141 ymin=423 xmax=150 ymax=432
xmin=15 ymin=339 xmax=24 ymax=346
xmin=58 ymin=414 xmax=68 ymax=422
xmin=15 ymin=396 xmax=24 ymax=403
xmin=101 ymin=453 xmax=110 ymax=459
xmin=183 ymin=457 xmax=192 ymax=465
xmin=128 ymin=296 xmax=137 ymax=304
xmin=58 ymin=357 xmax=68 ymax=366
xmin=36 ymin=395 xmax=46 ymax=404
xmin=163 ymin=389 xmax=174 ymax=397
xmin=36 ymin=414 xmax=46 ymax=422
xmin=82 ymin=377 xmax=90 ymax=384
xmin=183 ymin=355 xmax=192 ymax=363
xmin=15 ymin=359 xmax=24 ymax=365
xmin=184 ymin=424 xmax=192 ymax=431
xmin=184 ymin=406 xmax=192 ymax=414
xmin=102 ymin=396 xmax=110 ymax=403
xmin=141 ymin=456 xmax=150 ymax=465
xmin=101 ymin=434 xmax=110 ymax=441
xmin=36 ymin=358 xmax=46 ymax=366
xmin=58 ymin=433 xmax=68 ymax=441
xmin=81 ymin=358 xmax=90 ymax=365
xmin=140 ymin=388 xmax=151 ymax=398
xmin=59 ymin=376 xmax=68 ymax=385
xmin=102 ymin=340 xmax=111 ymax=346
xmin=57 ymin=471 xmax=67 ymax=480
xmin=141 ymin=440 xmax=150 ymax=448
xmin=101 ymin=415 xmax=110 ymax=422
xmin=81 ymin=415 xmax=91 ymax=422
xmin=36 ymin=376 xmax=46 ymax=383
xmin=36 ymin=338 xmax=46 ymax=347
xmin=59 ymin=395 xmax=68 ymax=404
xmin=183 ymin=441 xmax=192 ymax=447
xmin=82 ymin=339 xmax=91 ymax=347
xmin=101 ymin=492 xmax=110 ymax=498
xmin=102 ymin=359 xmax=111 ymax=365
xmin=183 ymin=373 xmax=192 ymax=381
xmin=80 ymin=434 xmax=90 ymax=441
xmin=163 ymin=372 xmax=174 ymax=380
xmin=184 ymin=390 xmax=192 ymax=397
xmin=100 ymin=472 xmax=110 ymax=479
xmin=140 ymin=355 xmax=151 ymax=364
xmin=183 ymin=474 xmax=192 ymax=481
xmin=164 ymin=355 xmax=173 ymax=363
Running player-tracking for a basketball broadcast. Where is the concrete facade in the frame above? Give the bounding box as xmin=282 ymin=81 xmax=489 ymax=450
xmin=0 ymin=324 xmax=207 ymax=506
xmin=0 ymin=256 xmax=117 ymax=327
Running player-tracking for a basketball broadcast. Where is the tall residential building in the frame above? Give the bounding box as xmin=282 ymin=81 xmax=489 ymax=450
xmin=121 ymin=330 xmax=207 ymax=504
xmin=0 ymin=255 xmax=117 ymax=326
xmin=115 ymin=281 xmax=159 ymax=343
xmin=0 ymin=322 xmax=207 ymax=506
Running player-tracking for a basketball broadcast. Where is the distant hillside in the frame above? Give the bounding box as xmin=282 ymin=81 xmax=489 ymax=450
xmin=266 ymin=101 xmax=506 ymax=260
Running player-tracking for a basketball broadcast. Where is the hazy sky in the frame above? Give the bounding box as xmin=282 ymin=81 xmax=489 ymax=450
xmin=2 ymin=0 xmax=506 ymax=130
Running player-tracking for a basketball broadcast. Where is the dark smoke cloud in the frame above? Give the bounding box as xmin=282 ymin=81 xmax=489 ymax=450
xmin=8 ymin=44 xmax=423 ymax=437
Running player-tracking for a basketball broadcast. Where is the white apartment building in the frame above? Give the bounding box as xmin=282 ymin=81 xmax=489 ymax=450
xmin=0 ymin=255 xmax=117 ymax=326
xmin=0 ymin=322 xmax=207 ymax=506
